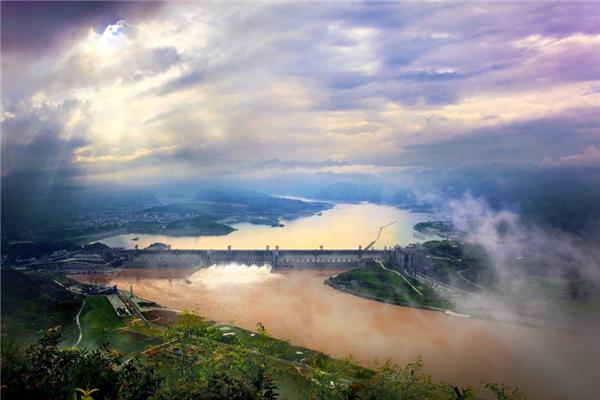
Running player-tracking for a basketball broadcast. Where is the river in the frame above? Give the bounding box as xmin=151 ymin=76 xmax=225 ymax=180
xmin=81 ymin=202 xmax=598 ymax=399
xmin=71 ymin=265 xmax=599 ymax=400
xmin=97 ymin=202 xmax=439 ymax=249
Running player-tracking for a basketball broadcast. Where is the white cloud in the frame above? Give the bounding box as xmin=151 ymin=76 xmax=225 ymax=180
xmin=3 ymin=2 xmax=600 ymax=182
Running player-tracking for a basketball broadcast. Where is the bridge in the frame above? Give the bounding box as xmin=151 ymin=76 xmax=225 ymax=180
xmin=115 ymin=247 xmax=412 ymax=270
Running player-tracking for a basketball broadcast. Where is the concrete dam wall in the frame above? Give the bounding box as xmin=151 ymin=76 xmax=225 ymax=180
xmin=117 ymin=249 xmax=397 ymax=270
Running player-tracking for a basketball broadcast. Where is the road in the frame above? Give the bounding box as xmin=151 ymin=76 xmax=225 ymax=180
xmin=73 ymin=300 xmax=85 ymax=347
xmin=456 ymin=268 xmax=489 ymax=292
xmin=374 ymin=259 xmax=423 ymax=296
xmin=375 ymin=260 xmax=473 ymax=318
xmin=119 ymin=291 xmax=157 ymax=327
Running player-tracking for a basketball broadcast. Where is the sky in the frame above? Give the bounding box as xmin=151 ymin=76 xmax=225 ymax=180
xmin=2 ymin=1 xmax=599 ymax=186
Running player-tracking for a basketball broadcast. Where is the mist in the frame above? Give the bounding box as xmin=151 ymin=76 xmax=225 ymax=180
xmin=445 ymin=195 xmax=600 ymax=324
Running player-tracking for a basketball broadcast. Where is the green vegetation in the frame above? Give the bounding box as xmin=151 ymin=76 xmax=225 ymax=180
xmin=49 ymin=220 xmax=236 ymax=244
xmin=1 ymin=240 xmax=80 ymax=260
xmin=413 ymin=221 xmax=455 ymax=237
xmin=0 ymin=269 xmax=80 ymax=343
xmin=161 ymin=217 xmax=236 ymax=236
xmin=413 ymin=240 xmax=489 ymax=286
xmin=1 ymin=270 xmax=527 ymax=399
xmin=1 ymin=313 xmax=525 ymax=400
xmin=77 ymin=296 xmax=161 ymax=355
xmin=0 ymin=270 xmax=160 ymax=353
xmin=327 ymin=264 xmax=454 ymax=310
xmin=90 ymin=219 xmax=236 ymax=238
xmin=4 ymin=189 xmax=330 ymax=243
xmin=1 ymin=328 xmax=162 ymax=400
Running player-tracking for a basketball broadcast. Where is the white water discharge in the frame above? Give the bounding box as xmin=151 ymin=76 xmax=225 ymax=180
xmin=187 ymin=263 xmax=282 ymax=287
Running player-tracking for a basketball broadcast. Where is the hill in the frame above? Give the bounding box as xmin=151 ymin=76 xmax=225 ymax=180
xmin=0 ymin=269 xmax=81 ymax=342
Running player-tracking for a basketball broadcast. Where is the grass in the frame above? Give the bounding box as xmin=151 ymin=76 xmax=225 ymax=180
xmin=143 ymin=309 xmax=371 ymax=382
xmin=328 ymin=264 xmax=454 ymax=310
xmin=3 ymin=270 xmax=371 ymax=396
xmin=0 ymin=269 xmax=80 ymax=344
xmin=77 ymin=296 xmax=161 ymax=355
xmin=142 ymin=309 xmax=373 ymax=396
xmin=220 ymin=325 xmax=371 ymax=380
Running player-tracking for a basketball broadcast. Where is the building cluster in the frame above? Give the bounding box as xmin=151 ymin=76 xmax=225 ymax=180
xmin=68 ymin=209 xmax=197 ymax=230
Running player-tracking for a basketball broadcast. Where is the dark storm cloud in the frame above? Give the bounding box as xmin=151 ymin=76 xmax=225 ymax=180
xmin=1 ymin=1 xmax=164 ymax=56
xmin=1 ymin=99 xmax=89 ymax=176
xmin=386 ymin=109 xmax=600 ymax=169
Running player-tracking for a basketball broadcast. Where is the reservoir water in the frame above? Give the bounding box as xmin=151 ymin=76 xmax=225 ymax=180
xmin=98 ymin=202 xmax=439 ymax=249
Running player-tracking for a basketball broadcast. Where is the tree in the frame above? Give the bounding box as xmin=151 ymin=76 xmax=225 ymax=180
xmin=1 ymin=327 xmax=161 ymax=400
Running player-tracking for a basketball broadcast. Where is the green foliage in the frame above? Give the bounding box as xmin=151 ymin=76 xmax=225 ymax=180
xmin=309 ymin=368 xmax=356 ymax=400
xmin=329 ymin=265 xmax=454 ymax=310
xmin=413 ymin=221 xmax=455 ymax=236
xmin=0 ymin=269 xmax=80 ymax=342
xmin=0 ymin=327 xmax=160 ymax=400
xmin=359 ymin=358 xmax=453 ymax=400
xmin=1 ymin=319 xmax=526 ymax=400
xmin=73 ymin=387 xmax=99 ymax=400
xmin=418 ymin=240 xmax=489 ymax=278
xmin=484 ymin=383 xmax=527 ymax=400
xmin=77 ymin=296 xmax=160 ymax=355
xmin=162 ymin=310 xmax=221 ymax=343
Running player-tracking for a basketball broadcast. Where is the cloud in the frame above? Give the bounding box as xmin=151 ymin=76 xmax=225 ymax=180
xmin=543 ymin=145 xmax=600 ymax=167
xmin=157 ymin=70 xmax=204 ymax=95
xmin=444 ymin=195 xmax=600 ymax=398
xmin=385 ymin=109 xmax=600 ymax=169
xmin=2 ymin=2 xmax=599 ymax=185
xmin=74 ymin=145 xmax=178 ymax=163
xmin=1 ymin=99 xmax=89 ymax=176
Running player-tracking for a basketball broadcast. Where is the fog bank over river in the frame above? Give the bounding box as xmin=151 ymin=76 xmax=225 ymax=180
xmin=72 ymin=265 xmax=599 ymax=400
xmin=98 ymin=203 xmax=439 ymax=249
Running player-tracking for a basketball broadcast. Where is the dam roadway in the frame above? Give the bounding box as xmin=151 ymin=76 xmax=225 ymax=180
xmin=114 ymin=248 xmax=404 ymax=270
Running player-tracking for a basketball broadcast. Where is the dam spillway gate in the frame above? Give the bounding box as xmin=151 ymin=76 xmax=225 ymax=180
xmin=116 ymin=248 xmax=410 ymax=270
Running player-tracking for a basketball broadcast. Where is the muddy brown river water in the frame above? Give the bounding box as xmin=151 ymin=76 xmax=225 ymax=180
xmin=71 ymin=265 xmax=599 ymax=400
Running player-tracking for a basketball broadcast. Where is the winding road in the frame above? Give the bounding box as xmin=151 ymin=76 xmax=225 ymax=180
xmin=456 ymin=268 xmax=489 ymax=292
xmin=73 ymin=300 xmax=85 ymax=347
xmin=374 ymin=259 xmax=423 ymax=296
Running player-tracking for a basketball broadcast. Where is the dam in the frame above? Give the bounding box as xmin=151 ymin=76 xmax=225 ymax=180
xmin=114 ymin=247 xmax=413 ymax=270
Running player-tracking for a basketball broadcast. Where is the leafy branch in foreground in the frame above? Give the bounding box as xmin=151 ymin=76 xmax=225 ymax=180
xmin=73 ymin=387 xmax=99 ymax=400
xmin=1 ymin=317 xmax=525 ymax=400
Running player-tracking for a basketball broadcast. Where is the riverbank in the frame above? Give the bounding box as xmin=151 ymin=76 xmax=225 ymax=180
xmin=66 ymin=266 xmax=600 ymax=400
xmin=324 ymin=278 xmax=450 ymax=313
xmin=97 ymin=202 xmax=441 ymax=249
xmin=326 ymin=264 xmax=454 ymax=311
